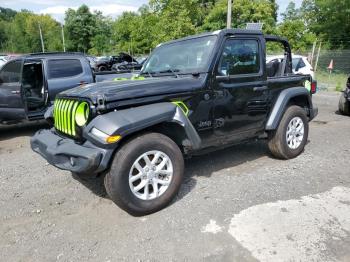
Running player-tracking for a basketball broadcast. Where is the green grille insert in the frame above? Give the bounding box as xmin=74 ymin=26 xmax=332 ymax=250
xmin=54 ymin=98 xmax=89 ymax=136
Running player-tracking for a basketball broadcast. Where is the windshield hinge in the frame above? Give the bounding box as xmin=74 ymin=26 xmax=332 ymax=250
xmin=96 ymin=95 xmax=106 ymax=111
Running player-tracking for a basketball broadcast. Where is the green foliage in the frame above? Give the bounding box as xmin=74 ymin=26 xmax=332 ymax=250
xmin=277 ymin=1 xmax=317 ymax=52
xmin=281 ymin=2 xmax=299 ymax=21
xmin=278 ymin=19 xmax=316 ymax=52
xmin=202 ymin=0 xmax=278 ymax=34
xmin=336 ymin=81 xmax=342 ymax=92
xmin=312 ymin=0 xmax=350 ymax=49
xmin=1 ymin=10 xmax=62 ymax=53
xmin=0 ymin=0 xmax=350 ymax=55
xmin=0 ymin=7 xmax=17 ymax=21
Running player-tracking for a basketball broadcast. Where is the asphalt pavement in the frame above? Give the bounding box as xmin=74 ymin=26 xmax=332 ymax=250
xmin=0 ymin=91 xmax=349 ymax=262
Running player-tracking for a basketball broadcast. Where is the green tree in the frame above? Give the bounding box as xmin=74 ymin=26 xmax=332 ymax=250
xmin=282 ymin=2 xmax=299 ymax=21
xmin=278 ymin=1 xmax=316 ymax=52
xmin=65 ymin=5 xmax=97 ymax=52
xmin=311 ymin=0 xmax=350 ymax=49
xmin=202 ymin=0 xmax=278 ymax=34
xmin=151 ymin=0 xmax=198 ymax=43
xmin=0 ymin=7 xmax=17 ymax=21
xmin=89 ymin=11 xmax=113 ymax=55
xmin=1 ymin=11 xmax=62 ymax=53
xmin=278 ymin=19 xmax=316 ymax=52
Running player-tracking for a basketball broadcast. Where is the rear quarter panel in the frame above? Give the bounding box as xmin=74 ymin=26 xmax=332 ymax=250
xmin=267 ymin=75 xmax=311 ymax=109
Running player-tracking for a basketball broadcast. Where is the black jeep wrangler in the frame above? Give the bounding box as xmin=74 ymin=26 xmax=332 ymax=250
xmin=31 ymin=29 xmax=318 ymax=215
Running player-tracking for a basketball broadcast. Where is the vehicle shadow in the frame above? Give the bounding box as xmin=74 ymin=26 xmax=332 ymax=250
xmin=175 ymin=141 xmax=269 ymax=202
xmin=73 ymin=140 xmax=270 ymax=204
xmin=0 ymin=121 xmax=49 ymax=141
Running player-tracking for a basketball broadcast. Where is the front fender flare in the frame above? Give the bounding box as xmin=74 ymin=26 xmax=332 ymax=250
xmin=83 ymin=102 xmax=201 ymax=150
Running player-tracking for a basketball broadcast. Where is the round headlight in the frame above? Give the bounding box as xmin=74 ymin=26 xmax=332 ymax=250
xmin=75 ymin=102 xmax=89 ymax=127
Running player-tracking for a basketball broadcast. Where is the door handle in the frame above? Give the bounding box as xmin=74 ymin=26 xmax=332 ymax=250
xmin=11 ymin=90 xmax=20 ymax=94
xmin=253 ymin=86 xmax=268 ymax=92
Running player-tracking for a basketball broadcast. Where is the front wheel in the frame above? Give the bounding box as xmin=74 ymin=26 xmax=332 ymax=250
xmin=268 ymin=105 xmax=309 ymax=159
xmin=104 ymin=133 xmax=184 ymax=216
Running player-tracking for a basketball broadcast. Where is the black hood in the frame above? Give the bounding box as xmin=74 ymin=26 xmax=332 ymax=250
xmin=59 ymin=75 xmax=208 ymax=104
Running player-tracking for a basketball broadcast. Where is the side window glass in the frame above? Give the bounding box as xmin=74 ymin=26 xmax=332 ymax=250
xmin=0 ymin=60 xmax=22 ymax=84
xmin=299 ymin=59 xmax=306 ymax=69
xmin=218 ymin=39 xmax=260 ymax=76
xmin=48 ymin=59 xmax=83 ymax=79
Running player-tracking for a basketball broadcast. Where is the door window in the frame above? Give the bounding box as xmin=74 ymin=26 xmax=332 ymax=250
xmin=0 ymin=60 xmax=22 ymax=84
xmin=218 ymin=39 xmax=260 ymax=76
xmin=292 ymin=58 xmax=306 ymax=71
xmin=48 ymin=59 xmax=83 ymax=79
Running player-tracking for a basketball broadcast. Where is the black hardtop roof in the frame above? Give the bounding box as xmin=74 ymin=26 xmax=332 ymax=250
xmin=159 ymin=29 xmax=263 ymax=45
xmin=158 ymin=29 xmax=286 ymax=47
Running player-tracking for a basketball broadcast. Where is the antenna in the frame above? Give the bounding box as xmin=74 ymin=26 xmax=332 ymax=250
xmin=61 ymin=24 xmax=66 ymax=52
xmin=227 ymin=0 xmax=232 ymax=29
xmin=38 ymin=23 xmax=45 ymax=53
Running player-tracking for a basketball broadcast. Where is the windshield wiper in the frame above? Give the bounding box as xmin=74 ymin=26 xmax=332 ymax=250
xmin=140 ymin=69 xmax=180 ymax=78
xmin=158 ymin=68 xmax=180 ymax=78
xmin=140 ymin=71 xmax=154 ymax=78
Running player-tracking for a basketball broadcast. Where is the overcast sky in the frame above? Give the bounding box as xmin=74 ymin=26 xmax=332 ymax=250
xmin=0 ymin=0 xmax=302 ymax=23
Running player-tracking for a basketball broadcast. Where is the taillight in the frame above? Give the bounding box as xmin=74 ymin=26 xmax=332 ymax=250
xmin=311 ymin=81 xmax=317 ymax=94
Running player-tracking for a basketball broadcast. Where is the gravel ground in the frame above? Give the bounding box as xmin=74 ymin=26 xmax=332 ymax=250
xmin=0 ymin=91 xmax=349 ymax=262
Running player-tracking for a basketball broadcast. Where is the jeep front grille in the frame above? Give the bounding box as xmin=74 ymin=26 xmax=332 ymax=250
xmin=53 ymin=98 xmax=88 ymax=136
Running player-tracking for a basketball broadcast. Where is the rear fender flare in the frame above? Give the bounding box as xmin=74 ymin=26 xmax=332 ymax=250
xmin=266 ymin=87 xmax=312 ymax=130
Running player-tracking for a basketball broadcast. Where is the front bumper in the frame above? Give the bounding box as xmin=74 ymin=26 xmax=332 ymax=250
xmin=31 ymin=129 xmax=112 ymax=174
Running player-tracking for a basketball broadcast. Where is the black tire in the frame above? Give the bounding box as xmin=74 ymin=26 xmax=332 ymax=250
xmin=71 ymin=171 xmax=98 ymax=180
xmin=104 ymin=133 xmax=184 ymax=216
xmin=98 ymin=66 xmax=107 ymax=72
xmin=338 ymin=93 xmax=350 ymax=115
xmin=268 ymin=105 xmax=309 ymax=160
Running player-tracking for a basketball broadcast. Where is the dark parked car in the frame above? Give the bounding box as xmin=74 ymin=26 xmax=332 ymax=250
xmin=0 ymin=52 xmax=121 ymax=124
xmin=111 ymin=61 xmax=143 ymax=73
xmin=31 ymin=29 xmax=318 ymax=215
xmin=338 ymin=76 xmax=350 ymax=115
xmin=93 ymin=53 xmax=137 ymax=72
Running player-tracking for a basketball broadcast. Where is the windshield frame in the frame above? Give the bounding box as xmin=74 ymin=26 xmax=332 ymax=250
xmin=140 ymin=35 xmax=218 ymax=76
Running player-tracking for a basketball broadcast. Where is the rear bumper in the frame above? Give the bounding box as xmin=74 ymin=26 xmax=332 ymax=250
xmin=31 ymin=129 xmax=113 ymax=174
xmin=309 ymin=106 xmax=318 ymax=121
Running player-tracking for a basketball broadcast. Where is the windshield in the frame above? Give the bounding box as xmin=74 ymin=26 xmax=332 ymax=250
xmin=141 ymin=35 xmax=217 ymax=75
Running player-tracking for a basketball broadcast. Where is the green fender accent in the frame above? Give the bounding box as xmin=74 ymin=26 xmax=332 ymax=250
xmin=113 ymin=75 xmax=146 ymax=81
xmin=172 ymin=101 xmax=189 ymax=116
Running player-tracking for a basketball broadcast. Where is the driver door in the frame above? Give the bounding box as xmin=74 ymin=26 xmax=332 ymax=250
xmin=213 ymin=37 xmax=269 ymax=141
xmin=0 ymin=59 xmax=25 ymax=122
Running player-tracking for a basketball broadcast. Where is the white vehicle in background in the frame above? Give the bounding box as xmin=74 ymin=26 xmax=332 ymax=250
xmin=267 ymin=54 xmax=315 ymax=80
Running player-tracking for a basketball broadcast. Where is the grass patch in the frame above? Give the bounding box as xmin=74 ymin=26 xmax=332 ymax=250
xmin=315 ymin=70 xmax=348 ymax=91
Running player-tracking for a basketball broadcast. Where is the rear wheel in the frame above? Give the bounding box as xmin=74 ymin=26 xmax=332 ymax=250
xmin=338 ymin=93 xmax=350 ymax=115
xmin=268 ymin=105 xmax=309 ymax=159
xmin=104 ymin=133 xmax=184 ymax=216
